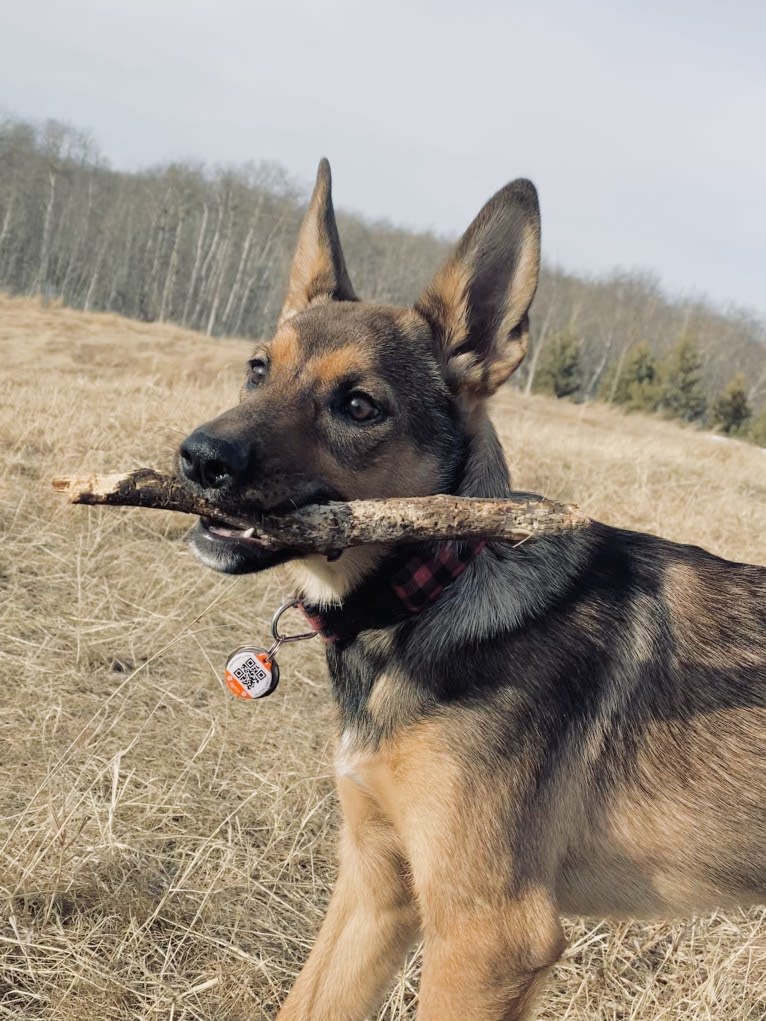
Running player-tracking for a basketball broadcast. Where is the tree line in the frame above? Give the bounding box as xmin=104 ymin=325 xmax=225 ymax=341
xmin=2 ymin=115 xmax=764 ymax=442
xmin=0 ymin=117 xmax=448 ymax=337
xmin=529 ymin=330 xmax=766 ymax=444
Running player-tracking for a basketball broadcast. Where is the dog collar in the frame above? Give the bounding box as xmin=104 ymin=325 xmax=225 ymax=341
xmin=299 ymin=539 xmax=487 ymax=646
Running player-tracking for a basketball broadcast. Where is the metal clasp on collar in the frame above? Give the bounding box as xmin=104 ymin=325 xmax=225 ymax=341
xmin=267 ymin=599 xmax=318 ymax=658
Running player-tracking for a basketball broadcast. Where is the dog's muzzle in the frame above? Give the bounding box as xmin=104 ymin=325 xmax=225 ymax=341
xmin=178 ymin=419 xmax=341 ymax=575
xmin=178 ymin=421 xmax=283 ymax=574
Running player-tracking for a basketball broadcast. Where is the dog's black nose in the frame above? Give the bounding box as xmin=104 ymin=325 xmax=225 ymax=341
xmin=179 ymin=427 xmax=250 ymax=489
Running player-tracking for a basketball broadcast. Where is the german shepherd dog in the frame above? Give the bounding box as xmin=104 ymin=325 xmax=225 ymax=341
xmin=179 ymin=161 xmax=766 ymax=1020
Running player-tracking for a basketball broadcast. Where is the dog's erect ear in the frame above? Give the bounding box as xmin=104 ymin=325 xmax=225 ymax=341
xmin=415 ymin=178 xmax=540 ymax=397
xmin=278 ymin=159 xmax=357 ymax=326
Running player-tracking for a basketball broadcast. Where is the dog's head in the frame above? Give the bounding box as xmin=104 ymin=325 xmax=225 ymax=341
xmin=180 ymin=160 xmax=540 ymax=582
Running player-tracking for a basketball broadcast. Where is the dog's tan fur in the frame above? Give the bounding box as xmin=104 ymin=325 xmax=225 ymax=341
xmin=179 ymin=160 xmax=765 ymax=1020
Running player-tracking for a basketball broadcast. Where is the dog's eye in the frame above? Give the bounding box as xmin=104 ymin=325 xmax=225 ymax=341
xmin=344 ymin=392 xmax=383 ymax=423
xmin=246 ymin=357 xmax=269 ymax=387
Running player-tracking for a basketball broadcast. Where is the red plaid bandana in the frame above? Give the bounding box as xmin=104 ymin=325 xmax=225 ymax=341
xmin=300 ymin=540 xmax=487 ymax=644
xmin=390 ymin=540 xmax=487 ymax=613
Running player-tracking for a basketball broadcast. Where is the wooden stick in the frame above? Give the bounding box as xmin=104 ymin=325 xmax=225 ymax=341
xmin=52 ymin=469 xmax=589 ymax=555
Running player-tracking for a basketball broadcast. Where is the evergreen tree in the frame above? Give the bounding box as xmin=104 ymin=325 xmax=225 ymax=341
xmin=660 ymin=332 xmax=708 ymax=423
xmin=710 ymin=374 xmax=751 ymax=435
xmin=603 ymin=342 xmax=661 ymax=412
xmin=532 ymin=330 xmax=582 ymax=399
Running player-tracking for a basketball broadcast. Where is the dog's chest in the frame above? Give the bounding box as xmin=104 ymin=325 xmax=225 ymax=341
xmin=326 ymin=633 xmax=426 ymax=737
xmin=334 ymin=728 xmax=372 ymax=790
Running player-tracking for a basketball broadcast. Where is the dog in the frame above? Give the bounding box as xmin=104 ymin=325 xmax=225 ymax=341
xmin=178 ymin=160 xmax=766 ymax=1020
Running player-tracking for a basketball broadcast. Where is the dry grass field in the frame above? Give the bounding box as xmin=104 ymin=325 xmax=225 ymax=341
xmin=1 ymin=291 xmax=764 ymax=1020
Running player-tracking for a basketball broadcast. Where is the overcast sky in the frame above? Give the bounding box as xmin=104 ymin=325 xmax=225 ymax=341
xmin=2 ymin=0 xmax=765 ymax=318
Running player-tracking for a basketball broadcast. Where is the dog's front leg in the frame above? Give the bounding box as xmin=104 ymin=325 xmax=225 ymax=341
xmin=415 ymin=890 xmax=564 ymax=1021
xmin=277 ymin=776 xmax=419 ymax=1021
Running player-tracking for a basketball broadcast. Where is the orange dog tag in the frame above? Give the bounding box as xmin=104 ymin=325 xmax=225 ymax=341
xmin=224 ymin=647 xmax=280 ymax=700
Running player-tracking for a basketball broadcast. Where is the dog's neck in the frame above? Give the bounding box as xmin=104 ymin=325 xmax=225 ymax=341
xmin=288 ymin=412 xmax=510 ymax=607
xmin=289 ymin=544 xmax=392 ymax=607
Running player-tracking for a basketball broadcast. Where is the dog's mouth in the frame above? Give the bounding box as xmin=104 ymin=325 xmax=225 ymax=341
xmin=189 ymin=489 xmax=341 ymax=575
xmin=191 ymin=517 xmax=293 ymax=574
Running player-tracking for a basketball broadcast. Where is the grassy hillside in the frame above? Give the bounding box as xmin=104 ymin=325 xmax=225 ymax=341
xmin=1 ymin=292 xmax=764 ymax=1020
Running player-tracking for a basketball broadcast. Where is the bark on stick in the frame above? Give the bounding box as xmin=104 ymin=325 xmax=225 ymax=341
xmin=52 ymin=468 xmax=589 ymax=555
